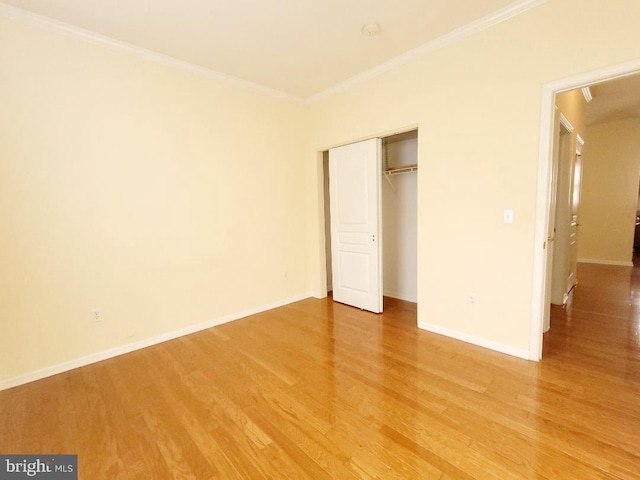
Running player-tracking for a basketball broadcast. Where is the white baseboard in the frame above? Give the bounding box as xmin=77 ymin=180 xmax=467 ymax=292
xmin=1 ymin=292 xmax=315 ymax=391
xmin=578 ymin=258 xmax=634 ymax=267
xmin=383 ymin=291 xmax=418 ymax=303
xmin=418 ymin=321 xmax=530 ymax=360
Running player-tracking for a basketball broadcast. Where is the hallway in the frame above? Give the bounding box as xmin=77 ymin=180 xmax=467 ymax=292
xmin=542 ymin=262 xmax=640 ymax=477
xmin=544 ymin=262 xmax=640 ymax=379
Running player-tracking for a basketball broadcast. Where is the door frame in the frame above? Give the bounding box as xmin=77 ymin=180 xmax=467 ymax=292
xmin=541 ymin=107 xmax=562 ymax=334
xmin=530 ymin=59 xmax=640 ymax=361
xmin=550 ymin=114 xmax=573 ymax=306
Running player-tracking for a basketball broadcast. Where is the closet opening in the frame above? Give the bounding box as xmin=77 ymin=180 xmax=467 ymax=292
xmin=381 ymin=130 xmax=418 ymax=303
xmin=323 ymin=129 xmax=418 ymax=309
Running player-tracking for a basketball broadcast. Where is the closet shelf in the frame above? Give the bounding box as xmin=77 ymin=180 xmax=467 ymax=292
xmin=384 ymin=164 xmax=418 ymax=176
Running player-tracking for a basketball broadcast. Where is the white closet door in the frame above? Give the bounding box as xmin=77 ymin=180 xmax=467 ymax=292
xmin=329 ymin=138 xmax=382 ymax=313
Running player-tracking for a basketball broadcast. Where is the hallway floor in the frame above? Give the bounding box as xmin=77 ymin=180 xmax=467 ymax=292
xmin=544 ymin=262 xmax=640 ymax=380
xmin=541 ymin=262 xmax=640 ymax=478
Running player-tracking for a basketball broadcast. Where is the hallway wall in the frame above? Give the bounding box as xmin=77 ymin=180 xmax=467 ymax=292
xmin=579 ymin=118 xmax=640 ymax=265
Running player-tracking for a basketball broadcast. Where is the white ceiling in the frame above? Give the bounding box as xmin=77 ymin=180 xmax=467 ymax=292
xmin=585 ymin=74 xmax=640 ymax=125
xmin=1 ymin=0 xmax=531 ymax=99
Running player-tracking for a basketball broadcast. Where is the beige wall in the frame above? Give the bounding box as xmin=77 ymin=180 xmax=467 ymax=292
xmin=305 ymin=0 xmax=640 ymax=357
xmin=578 ymin=118 xmax=640 ymax=264
xmin=0 ymin=15 xmax=308 ymax=385
xmin=556 ymin=89 xmax=586 ymax=145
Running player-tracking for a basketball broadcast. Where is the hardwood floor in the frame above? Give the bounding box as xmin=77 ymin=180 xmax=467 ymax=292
xmin=1 ymin=264 xmax=640 ymax=479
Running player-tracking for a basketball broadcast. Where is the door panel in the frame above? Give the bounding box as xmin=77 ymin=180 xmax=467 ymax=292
xmin=338 ymin=251 xmax=370 ymax=292
xmin=568 ymin=153 xmax=582 ymax=289
xmin=329 ymin=138 xmax=382 ymax=313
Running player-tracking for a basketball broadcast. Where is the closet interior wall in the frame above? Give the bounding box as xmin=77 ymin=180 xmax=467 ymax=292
xmin=382 ymin=131 xmax=418 ymax=303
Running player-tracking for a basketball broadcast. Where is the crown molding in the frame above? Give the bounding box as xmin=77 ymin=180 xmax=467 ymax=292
xmin=576 ymin=133 xmax=584 ymax=154
xmin=559 ymin=112 xmax=574 ymax=132
xmin=307 ymin=0 xmax=550 ymax=103
xmin=0 ymin=2 xmax=303 ymax=104
xmin=0 ymin=0 xmax=549 ymax=104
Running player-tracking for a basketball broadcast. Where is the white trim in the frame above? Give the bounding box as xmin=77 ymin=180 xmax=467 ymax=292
xmin=0 ymin=0 xmax=549 ymax=104
xmin=531 ymin=57 xmax=640 ymax=362
xmin=530 ymin=82 xmax=556 ymax=361
xmin=558 ymin=112 xmax=574 ymax=133
xmin=0 ymin=3 xmax=301 ymax=103
xmin=307 ymin=0 xmax=549 ymax=102
xmin=576 ymin=134 xmax=585 ymax=154
xmin=578 ymin=258 xmax=634 ymax=267
xmin=418 ymin=322 xmax=529 ymax=360
xmin=0 ymin=292 xmax=315 ymax=391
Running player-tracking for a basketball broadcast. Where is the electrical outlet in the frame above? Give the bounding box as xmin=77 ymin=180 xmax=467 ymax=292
xmin=91 ymin=308 xmax=101 ymax=323
xmin=503 ymin=209 xmax=514 ymax=224
xmin=469 ymin=294 xmax=477 ymax=305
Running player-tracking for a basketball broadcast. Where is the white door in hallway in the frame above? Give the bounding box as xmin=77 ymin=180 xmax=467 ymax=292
xmin=329 ymin=138 xmax=383 ymax=313
xmin=567 ymin=142 xmax=583 ymax=290
xmin=551 ymin=116 xmax=576 ymax=306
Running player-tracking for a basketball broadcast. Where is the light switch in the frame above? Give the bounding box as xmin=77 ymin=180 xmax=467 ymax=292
xmin=503 ymin=209 xmax=513 ymax=224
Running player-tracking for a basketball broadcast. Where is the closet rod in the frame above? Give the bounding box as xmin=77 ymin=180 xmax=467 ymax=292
xmin=384 ymin=164 xmax=418 ymax=176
